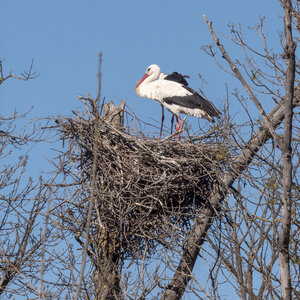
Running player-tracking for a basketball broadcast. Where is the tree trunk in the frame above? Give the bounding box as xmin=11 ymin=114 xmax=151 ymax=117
xmin=279 ymin=1 xmax=296 ymax=299
xmin=93 ymin=100 xmax=126 ymax=300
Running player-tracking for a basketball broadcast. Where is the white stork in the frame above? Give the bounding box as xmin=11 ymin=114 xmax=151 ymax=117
xmin=135 ymin=64 xmax=220 ymax=137
xmin=158 ymin=71 xmax=190 ymax=135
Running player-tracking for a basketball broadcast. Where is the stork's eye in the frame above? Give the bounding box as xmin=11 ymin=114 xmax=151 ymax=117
xmin=147 ymin=68 xmax=151 ymax=72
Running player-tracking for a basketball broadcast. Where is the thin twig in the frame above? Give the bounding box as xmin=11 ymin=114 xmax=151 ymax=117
xmin=75 ymin=53 xmax=103 ymax=300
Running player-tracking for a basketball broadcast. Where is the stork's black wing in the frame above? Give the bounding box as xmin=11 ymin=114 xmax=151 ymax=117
xmin=164 ymin=72 xmax=189 ymax=86
xmin=163 ymin=86 xmax=221 ymax=119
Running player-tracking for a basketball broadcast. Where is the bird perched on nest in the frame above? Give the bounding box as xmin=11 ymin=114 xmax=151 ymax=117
xmin=135 ymin=64 xmax=221 ymax=138
xmin=158 ymin=71 xmax=190 ymax=134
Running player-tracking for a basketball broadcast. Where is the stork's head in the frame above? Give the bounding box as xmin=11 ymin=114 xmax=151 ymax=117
xmin=135 ymin=64 xmax=161 ymax=90
xmin=145 ymin=64 xmax=161 ymax=76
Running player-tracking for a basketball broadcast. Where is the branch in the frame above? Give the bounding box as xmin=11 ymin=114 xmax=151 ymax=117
xmin=0 ymin=59 xmax=39 ymax=85
xmin=161 ymin=84 xmax=300 ymax=299
xmin=202 ymin=15 xmax=283 ymax=150
xmin=75 ymin=53 xmax=103 ymax=300
xmin=279 ymin=1 xmax=296 ymax=299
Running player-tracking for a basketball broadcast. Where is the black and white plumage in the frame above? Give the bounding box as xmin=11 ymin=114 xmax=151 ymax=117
xmin=134 ymin=69 xmax=190 ymax=137
xmin=158 ymin=71 xmax=190 ymax=134
xmin=159 ymin=71 xmax=189 ymax=86
xmin=135 ymin=64 xmax=220 ymax=135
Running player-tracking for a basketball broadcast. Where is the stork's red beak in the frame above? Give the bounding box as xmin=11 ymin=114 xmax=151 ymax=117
xmin=134 ymin=74 xmax=149 ymax=90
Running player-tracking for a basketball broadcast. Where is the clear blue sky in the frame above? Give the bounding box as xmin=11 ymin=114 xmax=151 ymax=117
xmin=1 ymin=0 xmax=283 ymax=120
xmin=0 ymin=1 xmax=287 ymax=298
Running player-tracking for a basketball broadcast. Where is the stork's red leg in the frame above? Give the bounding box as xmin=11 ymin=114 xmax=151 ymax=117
xmin=159 ymin=104 xmax=165 ymax=138
xmin=174 ymin=115 xmax=182 ymax=141
xmin=175 ymin=115 xmax=179 ymax=132
xmin=178 ymin=118 xmax=183 ymax=131
xmin=171 ymin=114 xmax=174 ymax=134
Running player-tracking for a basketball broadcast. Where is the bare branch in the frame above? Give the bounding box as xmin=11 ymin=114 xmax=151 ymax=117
xmin=279 ymin=1 xmax=297 ymax=299
xmin=0 ymin=59 xmax=39 ymax=85
xmin=203 ymin=15 xmax=284 ymax=150
xmin=75 ymin=52 xmax=103 ymax=300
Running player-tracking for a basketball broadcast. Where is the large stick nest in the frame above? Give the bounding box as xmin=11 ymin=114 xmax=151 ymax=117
xmin=55 ymin=102 xmax=226 ymax=258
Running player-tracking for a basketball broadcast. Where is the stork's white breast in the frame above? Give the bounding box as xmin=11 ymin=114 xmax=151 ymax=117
xmin=137 ymin=80 xmax=191 ymax=101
